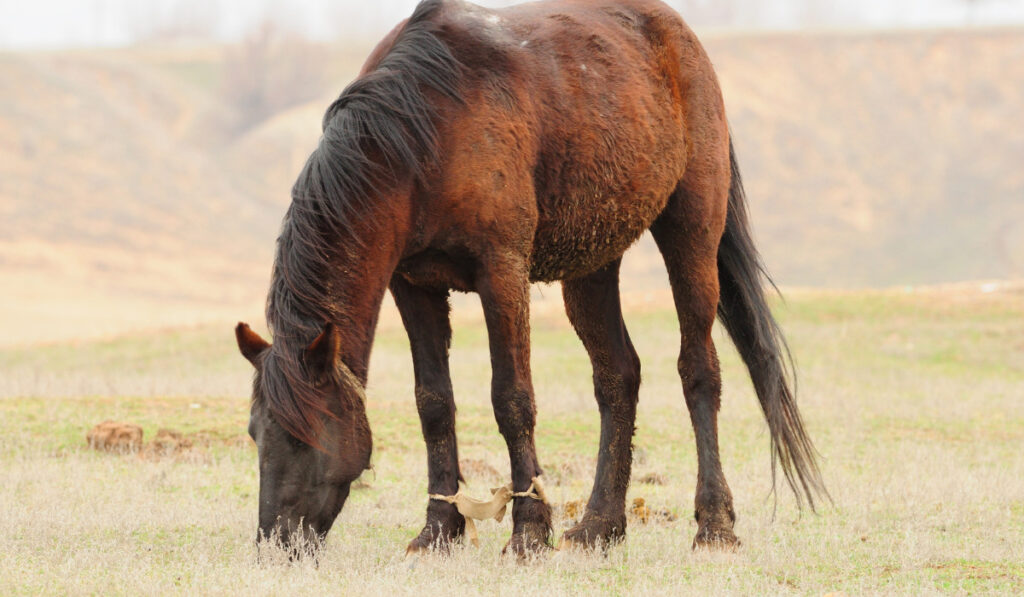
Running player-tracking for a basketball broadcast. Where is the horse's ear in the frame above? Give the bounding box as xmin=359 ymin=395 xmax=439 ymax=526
xmin=304 ymin=322 xmax=341 ymax=375
xmin=235 ymin=323 xmax=270 ymax=366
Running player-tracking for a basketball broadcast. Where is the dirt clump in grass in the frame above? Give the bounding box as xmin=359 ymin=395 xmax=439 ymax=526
xmin=561 ymin=499 xmax=585 ymax=523
xmin=459 ymin=458 xmax=502 ymax=483
xmin=554 ymin=497 xmax=678 ymax=528
xmin=631 ymin=497 xmax=652 ymax=523
xmin=144 ymin=428 xmax=210 ymax=463
xmin=151 ymin=428 xmax=192 ymax=454
xmin=85 ymin=422 xmax=243 ymax=463
xmin=635 ymin=472 xmax=667 ymax=485
xmin=86 ymin=421 xmax=143 ymax=453
xmin=629 ymin=497 xmax=677 ymax=525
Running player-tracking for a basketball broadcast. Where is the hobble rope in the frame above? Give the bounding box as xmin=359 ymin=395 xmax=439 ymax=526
xmin=428 ymin=476 xmax=548 ymax=547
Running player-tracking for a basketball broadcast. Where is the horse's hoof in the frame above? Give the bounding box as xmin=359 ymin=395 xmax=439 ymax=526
xmin=406 ymin=516 xmax=465 ymax=554
xmin=502 ymin=522 xmax=552 ymax=561
xmin=405 ymin=536 xmax=458 ymax=555
xmin=405 ymin=540 xmax=433 ymax=555
xmin=692 ymin=525 xmax=741 ymax=551
xmin=559 ymin=514 xmax=626 ymax=552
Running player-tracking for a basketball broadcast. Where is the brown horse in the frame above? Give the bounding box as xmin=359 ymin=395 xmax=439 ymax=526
xmin=235 ymin=0 xmax=826 ymax=556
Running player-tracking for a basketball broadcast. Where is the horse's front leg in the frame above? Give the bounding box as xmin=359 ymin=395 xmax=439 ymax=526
xmin=391 ymin=276 xmax=465 ymax=553
xmin=475 ymin=253 xmax=552 ymax=555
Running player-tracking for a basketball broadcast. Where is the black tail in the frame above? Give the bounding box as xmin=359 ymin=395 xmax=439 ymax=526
xmin=716 ymin=137 xmax=828 ymax=510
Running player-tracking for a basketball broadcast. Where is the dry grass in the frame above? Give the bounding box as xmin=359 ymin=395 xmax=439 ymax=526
xmin=2 ymin=287 xmax=1023 ymax=595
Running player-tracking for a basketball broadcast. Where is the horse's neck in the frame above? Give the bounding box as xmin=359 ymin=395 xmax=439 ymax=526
xmin=273 ymin=176 xmax=413 ymax=383
xmin=317 ymin=215 xmax=408 ymax=383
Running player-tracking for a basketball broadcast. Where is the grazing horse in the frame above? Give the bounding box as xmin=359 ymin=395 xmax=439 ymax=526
xmin=235 ymin=0 xmax=826 ymax=555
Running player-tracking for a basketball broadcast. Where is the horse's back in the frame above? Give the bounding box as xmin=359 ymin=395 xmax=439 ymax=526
xmin=429 ymin=0 xmax=727 ymax=281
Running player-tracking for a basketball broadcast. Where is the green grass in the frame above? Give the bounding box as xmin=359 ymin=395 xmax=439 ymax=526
xmin=1 ymin=288 xmax=1023 ymax=595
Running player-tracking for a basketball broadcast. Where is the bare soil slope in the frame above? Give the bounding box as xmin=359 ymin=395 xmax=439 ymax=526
xmin=0 ymin=48 xmax=278 ymax=343
xmin=1 ymin=29 xmax=1022 ymax=344
xmin=708 ymin=29 xmax=1024 ymax=286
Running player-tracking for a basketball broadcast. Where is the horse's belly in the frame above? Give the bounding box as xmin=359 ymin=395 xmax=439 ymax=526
xmin=527 ymin=107 xmax=685 ymax=281
xmin=528 ymin=184 xmax=673 ymax=282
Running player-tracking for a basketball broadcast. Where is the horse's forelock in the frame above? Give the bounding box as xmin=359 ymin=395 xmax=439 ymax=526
xmin=258 ymin=347 xmax=332 ymax=449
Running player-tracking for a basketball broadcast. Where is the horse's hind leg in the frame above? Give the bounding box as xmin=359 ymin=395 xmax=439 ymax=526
xmin=559 ymin=258 xmax=640 ymax=550
xmin=390 ymin=276 xmax=466 ymax=553
xmin=651 ymin=175 xmax=740 ymax=549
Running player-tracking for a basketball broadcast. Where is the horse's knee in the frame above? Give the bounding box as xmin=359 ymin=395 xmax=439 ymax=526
xmin=594 ymin=350 xmax=641 ymax=410
xmin=492 ymin=385 xmax=536 ymax=439
xmin=415 ymin=387 xmax=455 ymax=438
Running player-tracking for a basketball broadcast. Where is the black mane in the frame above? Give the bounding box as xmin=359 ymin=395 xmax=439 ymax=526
xmin=262 ymin=0 xmax=463 ymax=444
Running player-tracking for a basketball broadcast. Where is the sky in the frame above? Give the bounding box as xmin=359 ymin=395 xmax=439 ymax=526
xmin=1 ymin=0 xmax=1024 ymax=48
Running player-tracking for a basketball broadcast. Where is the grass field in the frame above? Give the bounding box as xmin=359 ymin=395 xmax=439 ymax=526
xmin=2 ymin=286 xmax=1023 ymax=595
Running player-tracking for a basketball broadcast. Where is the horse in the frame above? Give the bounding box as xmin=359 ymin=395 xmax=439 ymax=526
xmin=234 ymin=0 xmax=826 ymax=556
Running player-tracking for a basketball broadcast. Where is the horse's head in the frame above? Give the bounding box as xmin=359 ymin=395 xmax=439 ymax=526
xmin=235 ymin=322 xmax=372 ymax=551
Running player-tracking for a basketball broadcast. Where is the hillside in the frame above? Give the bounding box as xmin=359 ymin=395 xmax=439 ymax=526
xmin=0 ymin=48 xmax=274 ymax=344
xmin=708 ymin=29 xmax=1024 ymax=286
xmin=1 ymin=29 xmax=1022 ymax=344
